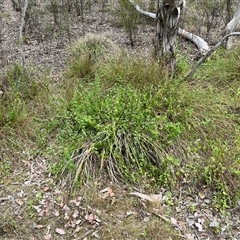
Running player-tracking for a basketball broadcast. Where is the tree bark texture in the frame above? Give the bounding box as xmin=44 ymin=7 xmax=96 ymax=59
xmin=129 ymin=0 xmax=209 ymax=55
xmin=222 ymin=0 xmax=240 ymax=49
xmin=155 ymin=0 xmax=184 ymax=71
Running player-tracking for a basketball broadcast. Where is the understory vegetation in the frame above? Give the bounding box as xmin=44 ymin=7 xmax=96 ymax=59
xmin=1 ymin=37 xmax=240 ymax=211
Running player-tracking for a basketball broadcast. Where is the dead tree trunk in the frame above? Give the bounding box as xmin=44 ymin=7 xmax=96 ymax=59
xmin=222 ymin=0 xmax=240 ymax=49
xmin=155 ymin=0 xmax=184 ymax=71
xmin=129 ymin=0 xmax=209 ymax=55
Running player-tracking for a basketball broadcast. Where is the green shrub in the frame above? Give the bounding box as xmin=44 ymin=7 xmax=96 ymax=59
xmin=46 ymin=50 xmax=240 ymax=209
xmin=55 ymin=80 xmax=180 ymax=186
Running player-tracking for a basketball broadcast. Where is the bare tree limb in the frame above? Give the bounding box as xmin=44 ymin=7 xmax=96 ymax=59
xmin=129 ymin=0 xmax=156 ymax=18
xmin=129 ymin=0 xmax=210 ymax=55
xmin=178 ymin=28 xmax=210 ymax=55
xmin=185 ymin=32 xmax=240 ymax=79
xmin=222 ymin=0 xmax=240 ymax=49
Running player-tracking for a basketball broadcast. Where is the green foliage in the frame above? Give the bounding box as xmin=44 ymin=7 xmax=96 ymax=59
xmin=0 ymin=161 xmax=11 ymax=184
xmin=0 ymin=214 xmax=17 ymax=234
xmin=66 ymin=34 xmax=120 ymax=82
xmin=55 ymin=79 xmax=184 ymax=186
xmin=96 ymin=54 xmax=168 ymax=88
xmin=195 ymin=48 xmax=240 ymax=88
xmin=41 ymin=44 xmax=240 ymax=209
xmin=2 ymin=41 xmax=240 ymax=211
xmin=200 ymin=141 xmax=236 ymax=210
xmin=0 ymin=64 xmax=49 ymax=128
xmin=0 ymin=64 xmax=50 ymax=163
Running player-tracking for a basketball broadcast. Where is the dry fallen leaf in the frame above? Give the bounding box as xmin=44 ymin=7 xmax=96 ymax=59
xmin=44 ymin=186 xmax=50 ymax=192
xmin=64 ymin=212 xmax=70 ymax=220
xmin=209 ymin=221 xmax=219 ymax=227
xmin=195 ymin=222 xmax=203 ymax=231
xmin=170 ymin=217 xmax=178 ymax=225
xmin=43 ymin=234 xmax=51 ymax=240
xmin=40 ymin=210 xmax=47 ymax=217
xmin=53 ymin=210 xmax=60 ymax=217
xmin=69 ymin=197 xmax=82 ymax=206
xmin=85 ymin=213 xmax=95 ymax=223
xmin=72 ymin=209 xmax=79 ymax=218
xmin=76 ymin=219 xmax=82 ymax=225
xmin=126 ymin=211 xmax=137 ymax=216
xmin=185 ymin=233 xmax=195 ymax=240
xmin=107 ymin=188 xmax=115 ymax=197
xmin=16 ymin=199 xmax=24 ymax=206
xmin=55 ymin=228 xmax=66 ymax=235
xmin=129 ymin=192 xmax=163 ymax=202
xmin=85 ymin=213 xmax=100 ymax=224
xmin=69 ymin=219 xmax=77 ymax=228
xmin=35 ymin=224 xmax=44 ymax=229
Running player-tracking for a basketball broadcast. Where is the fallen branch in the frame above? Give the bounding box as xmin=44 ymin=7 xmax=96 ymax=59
xmin=129 ymin=0 xmax=210 ymax=55
xmin=178 ymin=28 xmax=210 ymax=54
xmin=185 ymin=32 xmax=240 ymax=79
xmin=129 ymin=192 xmax=163 ymax=203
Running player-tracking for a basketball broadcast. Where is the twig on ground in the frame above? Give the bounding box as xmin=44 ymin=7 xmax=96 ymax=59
xmin=0 ymin=197 xmax=9 ymax=202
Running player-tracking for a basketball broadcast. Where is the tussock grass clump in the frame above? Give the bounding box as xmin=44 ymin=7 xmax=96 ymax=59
xmin=0 ymin=64 xmax=50 ymax=161
xmin=49 ymin=48 xmax=240 ymax=209
xmin=41 ymin=38 xmax=240 ymax=209
xmin=57 ymin=82 xmax=169 ymax=186
xmin=194 ymin=48 xmax=240 ymax=89
xmin=66 ymin=33 xmax=121 ymax=80
xmin=96 ymin=55 xmax=168 ymax=88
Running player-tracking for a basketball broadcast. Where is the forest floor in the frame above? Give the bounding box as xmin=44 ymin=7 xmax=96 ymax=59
xmin=0 ymin=1 xmax=240 ymax=240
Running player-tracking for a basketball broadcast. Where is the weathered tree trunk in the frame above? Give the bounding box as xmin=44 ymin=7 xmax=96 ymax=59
xmin=226 ymin=0 xmax=233 ymax=24
xmin=155 ymin=0 xmax=184 ymax=71
xmin=222 ymin=0 xmax=240 ymax=49
xmin=130 ymin=0 xmax=209 ymax=55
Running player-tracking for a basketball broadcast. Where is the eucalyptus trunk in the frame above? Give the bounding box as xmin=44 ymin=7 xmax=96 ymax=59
xmin=155 ymin=0 xmax=183 ymax=71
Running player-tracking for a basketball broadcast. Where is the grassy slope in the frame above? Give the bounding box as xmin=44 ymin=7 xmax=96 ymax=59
xmin=0 ymin=38 xmax=240 ymax=238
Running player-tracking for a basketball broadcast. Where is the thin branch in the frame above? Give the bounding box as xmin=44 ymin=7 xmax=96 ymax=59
xmin=185 ymin=32 xmax=240 ymax=79
xmin=129 ymin=0 xmax=156 ymax=18
xmin=19 ymin=0 xmax=29 ymax=69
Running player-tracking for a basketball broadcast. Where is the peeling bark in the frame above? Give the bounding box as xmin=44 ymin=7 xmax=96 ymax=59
xmin=155 ymin=0 xmax=184 ymax=71
xmin=129 ymin=0 xmax=210 ymax=56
